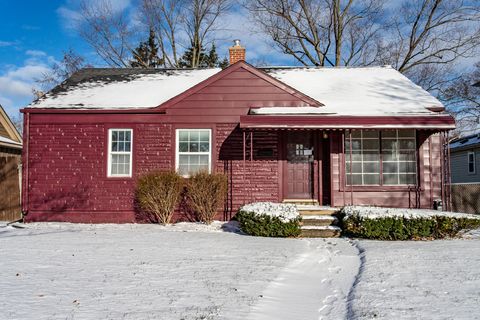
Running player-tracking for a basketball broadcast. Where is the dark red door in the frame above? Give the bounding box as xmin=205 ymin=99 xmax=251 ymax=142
xmin=285 ymin=132 xmax=314 ymax=199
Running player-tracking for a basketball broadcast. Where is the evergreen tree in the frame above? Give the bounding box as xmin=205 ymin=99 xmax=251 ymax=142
xmin=130 ymin=28 xmax=164 ymax=68
xmin=179 ymin=43 xmax=227 ymax=68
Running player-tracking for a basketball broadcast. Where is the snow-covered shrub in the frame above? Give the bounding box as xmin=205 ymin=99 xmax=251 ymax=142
xmin=236 ymin=202 xmax=301 ymax=237
xmin=135 ymin=171 xmax=183 ymax=224
xmin=341 ymin=206 xmax=480 ymax=240
xmin=185 ymin=171 xmax=228 ymax=224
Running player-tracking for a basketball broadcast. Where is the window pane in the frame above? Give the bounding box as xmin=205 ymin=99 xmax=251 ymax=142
xmin=364 ymin=174 xmax=380 ymax=185
xmin=179 ymin=155 xmax=188 ymax=165
xmin=119 ymin=131 xmax=124 ymax=141
xmin=363 ymin=152 xmax=379 ymax=162
xmin=112 ymin=141 xmax=118 ymax=152
xmin=199 ymin=142 xmax=209 ymax=152
xmin=399 ymin=161 xmax=416 ymax=173
xmin=363 ymin=131 xmax=379 ymax=138
xmin=189 ymin=131 xmax=200 ymax=142
xmin=179 ymin=142 xmax=188 ymax=152
xmin=383 ymin=174 xmax=398 ymax=185
xmin=399 ymin=139 xmax=415 ymax=150
xmin=383 ymin=162 xmax=398 ymax=173
xmin=347 ymin=174 xmax=363 ymax=185
xmin=399 ymin=174 xmax=416 ymax=184
xmin=190 ymin=142 xmax=199 ymax=152
xmin=383 ymin=153 xmax=398 ymax=162
xmin=179 ymin=131 xmax=189 ymax=142
xmin=112 ymin=131 xmax=118 ymax=141
xmin=199 ymin=155 xmax=209 ymax=165
xmin=382 ymin=130 xmax=396 ymax=138
xmin=398 ymin=130 xmax=415 ymax=138
xmin=178 ymin=164 xmax=188 ymax=176
xmin=363 ymin=162 xmax=379 ymax=173
xmin=363 ymin=139 xmax=379 ymax=150
xmin=399 ymin=152 xmax=416 ymax=162
xmin=125 ymin=142 xmax=131 ymax=152
xmin=351 ymin=131 xmax=361 ymax=138
xmin=200 ymin=131 xmax=209 ymax=142
xmin=382 ymin=139 xmax=397 ymax=150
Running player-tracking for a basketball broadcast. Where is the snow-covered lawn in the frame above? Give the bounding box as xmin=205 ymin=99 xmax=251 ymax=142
xmin=0 ymin=223 xmax=358 ymax=320
xmin=2 ymin=222 xmax=480 ymax=320
xmin=349 ymin=237 xmax=480 ymax=319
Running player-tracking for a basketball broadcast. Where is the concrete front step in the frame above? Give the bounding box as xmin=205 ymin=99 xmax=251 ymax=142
xmin=300 ymin=209 xmax=338 ymax=216
xmin=301 ymin=215 xmax=338 ymax=227
xmin=300 ymin=226 xmax=341 ymax=238
xmin=283 ymin=199 xmax=319 ymax=206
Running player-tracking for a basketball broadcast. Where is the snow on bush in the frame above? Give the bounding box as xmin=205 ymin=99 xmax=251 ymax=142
xmin=341 ymin=206 xmax=480 ymax=240
xmin=236 ymin=202 xmax=301 ymax=238
xmin=343 ymin=206 xmax=480 ymax=220
xmin=239 ymin=202 xmax=299 ymax=222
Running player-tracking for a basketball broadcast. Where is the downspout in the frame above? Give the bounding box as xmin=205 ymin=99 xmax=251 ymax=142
xmin=440 ymin=132 xmax=445 ymax=210
xmin=446 ymin=130 xmax=452 ymax=211
xmin=23 ymin=111 xmax=30 ymax=218
xmin=250 ymin=131 xmax=253 ymax=203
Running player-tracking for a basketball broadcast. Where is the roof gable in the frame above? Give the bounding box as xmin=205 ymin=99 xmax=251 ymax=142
xmin=158 ymin=61 xmax=322 ymax=111
xmin=0 ymin=105 xmax=22 ymax=148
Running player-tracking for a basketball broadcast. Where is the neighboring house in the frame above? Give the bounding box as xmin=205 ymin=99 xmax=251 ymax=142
xmin=0 ymin=104 xmax=23 ymax=221
xmin=21 ymin=42 xmax=455 ymax=223
xmin=450 ymin=134 xmax=480 ymax=214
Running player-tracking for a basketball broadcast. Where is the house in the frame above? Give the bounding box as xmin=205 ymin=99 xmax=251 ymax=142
xmin=450 ymin=134 xmax=480 ymax=214
xmin=0 ymin=104 xmax=23 ymax=221
xmin=21 ymin=42 xmax=455 ymax=223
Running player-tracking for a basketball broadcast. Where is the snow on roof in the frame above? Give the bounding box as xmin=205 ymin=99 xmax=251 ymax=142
xmin=263 ymin=66 xmax=444 ymax=116
xmin=0 ymin=135 xmax=22 ymax=146
xmin=29 ymin=68 xmax=220 ymax=109
xmin=28 ymin=64 xmax=445 ymax=117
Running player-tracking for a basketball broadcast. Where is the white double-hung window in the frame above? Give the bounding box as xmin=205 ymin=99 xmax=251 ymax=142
xmin=176 ymin=129 xmax=211 ymax=177
xmin=108 ymin=129 xmax=133 ymax=177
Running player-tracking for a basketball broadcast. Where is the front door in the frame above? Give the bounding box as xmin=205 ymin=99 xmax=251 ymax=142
xmin=285 ymin=132 xmax=314 ymax=199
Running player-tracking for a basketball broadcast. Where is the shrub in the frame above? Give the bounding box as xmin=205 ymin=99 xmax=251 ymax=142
xmin=135 ymin=171 xmax=183 ymax=224
xmin=341 ymin=206 xmax=480 ymax=240
xmin=236 ymin=202 xmax=302 ymax=237
xmin=185 ymin=171 xmax=228 ymax=224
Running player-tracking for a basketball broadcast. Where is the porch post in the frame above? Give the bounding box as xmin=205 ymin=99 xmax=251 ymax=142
xmin=349 ymin=129 xmax=353 ymax=205
xmin=342 ymin=130 xmax=346 ymax=206
xmin=242 ymin=130 xmax=246 ymax=205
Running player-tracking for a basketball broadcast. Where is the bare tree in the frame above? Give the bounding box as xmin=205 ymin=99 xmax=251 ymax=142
xmin=78 ymin=0 xmax=137 ymax=67
xmin=377 ymin=0 xmax=480 ymax=90
xmin=141 ymin=0 xmax=231 ymax=68
xmin=36 ymin=49 xmax=88 ymax=90
xmin=440 ymin=63 xmax=480 ymax=135
xmin=141 ymin=0 xmax=184 ymax=67
xmin=245 ymin=0 xmax=385 ymax=66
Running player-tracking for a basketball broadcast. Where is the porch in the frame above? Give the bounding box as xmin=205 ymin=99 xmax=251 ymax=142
xmin=236 ymin=113 xmax=455 ymax=212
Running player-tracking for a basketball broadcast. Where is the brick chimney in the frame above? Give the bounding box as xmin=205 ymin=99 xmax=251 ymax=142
xmin=229 ymin=39 xmax=245 ymax=65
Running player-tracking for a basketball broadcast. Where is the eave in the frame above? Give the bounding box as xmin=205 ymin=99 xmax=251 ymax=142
xmin=239 ymin=115 xmax=456 ymax=130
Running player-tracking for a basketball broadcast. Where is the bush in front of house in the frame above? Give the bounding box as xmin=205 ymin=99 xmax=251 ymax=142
xmin=135 ymin=171 xmax=184 ymax=224
xmin=236 ymin=202 xmax=302 ymax=237
xmin=185 ymin=171 xmax=228 ymax=224
xmin=341 ymin=206 xmax=480 ymax=240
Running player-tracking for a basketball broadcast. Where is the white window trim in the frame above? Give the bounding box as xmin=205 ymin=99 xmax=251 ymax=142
xmin=468 ymin=151 xmax=476 ymax=174
xmin=107 ymin=128 xmax=133 ymax=178
xmin=175 ymin=129 xmax=212 ymax=178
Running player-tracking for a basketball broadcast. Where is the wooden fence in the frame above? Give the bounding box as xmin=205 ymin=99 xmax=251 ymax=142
xmin=451 ymin=183 xmax=480 ymax=215
xmin=0 ymin=156 xmax=21 ymax=221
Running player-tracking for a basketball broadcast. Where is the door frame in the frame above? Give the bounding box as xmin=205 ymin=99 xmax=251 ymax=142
xmin=281 ymin=131 xmax=316 ymax=200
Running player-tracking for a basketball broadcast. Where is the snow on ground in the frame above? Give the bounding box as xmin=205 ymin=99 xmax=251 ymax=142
xmin=0 ymin=223 xmax=357 ymax=320
xmin=349 ymin=237 xmax=480 ymax=320
xmin=248 ymin=238 xmax=359 ymax=320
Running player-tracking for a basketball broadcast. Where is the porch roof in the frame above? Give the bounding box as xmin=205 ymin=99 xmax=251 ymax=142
xmin=239 ymin=114 xmax=456 ymax=130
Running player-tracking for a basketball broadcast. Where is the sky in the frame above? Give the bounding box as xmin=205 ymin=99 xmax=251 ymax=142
xmin=0 ymin=0 xmax=296 ymax=120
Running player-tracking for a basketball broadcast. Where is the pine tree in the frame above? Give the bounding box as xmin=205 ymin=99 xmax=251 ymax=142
xmin=130 ymin=28 xmax=164 ymax=68
xmin=179 ymin=43 xmax=227 ymax=68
